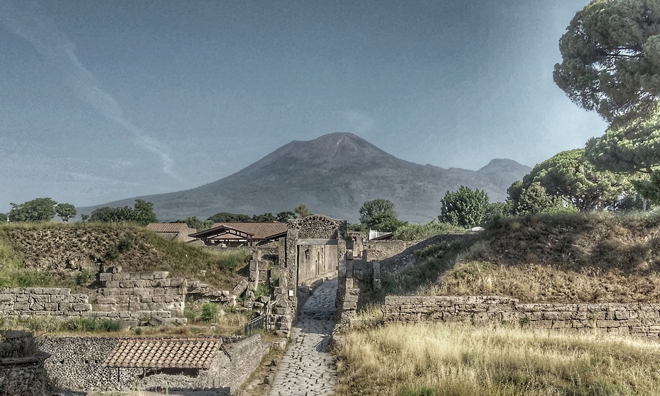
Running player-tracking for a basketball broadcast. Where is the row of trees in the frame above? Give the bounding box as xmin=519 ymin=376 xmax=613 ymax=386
xmin=0 ymin=198 xmax=77 ymax=223
xmin=87 ymin=200 xmax=158 ymax=226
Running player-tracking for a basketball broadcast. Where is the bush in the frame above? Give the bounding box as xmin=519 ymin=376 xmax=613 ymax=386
xmin=76 ymin=269 xmax=94 ymax=286
xmin=254 ymin=284 xmax=274 ymax=300
xmin=216 ymin=249 xmax=252 ymax=271
xmin=201 ymin=303 xmax=220 ymax=322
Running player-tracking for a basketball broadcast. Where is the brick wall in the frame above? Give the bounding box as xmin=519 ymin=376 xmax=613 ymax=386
xmin=383 ymin=295 xmax=660 ymax=337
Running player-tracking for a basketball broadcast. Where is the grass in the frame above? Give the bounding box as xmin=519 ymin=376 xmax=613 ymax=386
xmin=384 ymin=211 xmax=660 ymax=303
xmin=0 ymin=222 xmax=249 ymax=289
xmin=394 ymin=221 xmax=465 ymax=241
xmin=335 ymin=321 xmax=660 ymax=396
xmin=0 ymin=316 xmax=121 ymax=334
xmin=183 ymin=302 xmax=251 ymax=335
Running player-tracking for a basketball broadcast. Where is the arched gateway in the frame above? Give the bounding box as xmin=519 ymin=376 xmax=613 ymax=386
xmin=270 ymin=215 xmax=346 ymax=335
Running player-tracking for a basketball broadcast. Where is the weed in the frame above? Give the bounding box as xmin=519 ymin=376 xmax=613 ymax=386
xmin=201 ymin=303 xmax=220 ymax=322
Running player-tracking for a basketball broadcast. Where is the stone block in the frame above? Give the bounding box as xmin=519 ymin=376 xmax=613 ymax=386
xmin=72 ymin=304 xmax=92 ymax=312
xmin=112 ymin=273 xmax=131 ymax=281
xmin=96 ymin=297 xmax=117 ymax=305
xmin=153 ymin=271 xmax=169 ymax=279
xmin=29 ymin=303 xmax=45 ymax=311
xmin=0 ymin=294 xmax=14 ymax=302
xmin=140 ymin=272 xmax=155 ymax=280
xmin=231 ymin=279 xmax=249 ymax=297
xmin=44 ymin=303 xmax=58 ymax=311
xmin=99 ymin=273 xmax=113 ymax=282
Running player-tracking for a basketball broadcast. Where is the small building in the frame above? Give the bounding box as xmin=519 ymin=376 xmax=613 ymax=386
xmin=146 ymin=223 xmax=196 ymax=242
xmin=190 ymin=223 xmax=288 ymax=247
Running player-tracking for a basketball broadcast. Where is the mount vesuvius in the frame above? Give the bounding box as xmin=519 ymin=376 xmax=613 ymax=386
xmin=79 ymin=133 xmax=530 ymax=223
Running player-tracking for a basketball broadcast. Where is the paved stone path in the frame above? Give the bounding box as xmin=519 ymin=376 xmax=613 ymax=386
xmin=268 ymin=279 xmax=338 ymax=396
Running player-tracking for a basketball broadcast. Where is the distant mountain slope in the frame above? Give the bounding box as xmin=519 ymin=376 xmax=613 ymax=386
xmin=79 ymin=133 xmax=530 ymax=222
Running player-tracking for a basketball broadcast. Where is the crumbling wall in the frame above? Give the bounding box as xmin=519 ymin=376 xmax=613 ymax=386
xmin=383 ymin=295 xmax=660 ymax=337
xmin=38 ymin=334 xmax=269 ymax=393
xmin=0 ymin=331 xmax=46 ymax=396
xmin=364 ymin=240 xmax=417 ymax=262
xmin=0 ymin=287 xmax=182 ymax=326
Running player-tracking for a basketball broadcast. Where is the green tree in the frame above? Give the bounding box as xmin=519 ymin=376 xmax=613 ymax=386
xmin=81 ymin=214 xmax=90 ymax=223
xmin=132 ymin=199 xmax=157 ymax=226
xmin=276 ymin=211 xmax=297 ymax=222
xmin=0 ymin=213 xmax=7 ymax=223
xmin=439 ymin=187 xmax=489 ymax=228
xmin=510 ymin=182 xmax=574 ymax=215
xmin=252 ymin=213 xmax=276 ymax=222
xmin=55 ymin=203 xmax=76 ymax=222
xmin=294 ymin=204 xmax=311 ymax=218
xmin=359 ymin=199 xmax=398 ymax=230
xmin=585 ymin=107 xmax=660 ymax=205
xmin=89 ymin=200 xmax=157 ymax=225
xmin=180 ymin=217 xmax=213 ymax=231
xmin=484 ymin=202 xmax=510 ymax=224
xmin=8 ymin=198 xmax=58 ymax=222
xmin=510 ymin=149 xmax=635 ymax=211
xmin=554 ymin=0 xmax=660 ymax=124
xmin=207 ymin=212 xmax=252 ymax=223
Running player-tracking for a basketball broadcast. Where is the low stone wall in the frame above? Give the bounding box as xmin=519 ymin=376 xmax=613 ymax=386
xmin=364 ymin=240 xmax=417 ymax=262
xmin=38 ymin=334 xmax=270 ymax=393
xmin=0 ymin=331 xmax=46 ymax=396
xmin=0 ymin=288 xmax=92 ymax=316
xmin=95 ymin=270 xmax=186 ymax=315
xmin=383 ymin=295 xmax=660 ymax=336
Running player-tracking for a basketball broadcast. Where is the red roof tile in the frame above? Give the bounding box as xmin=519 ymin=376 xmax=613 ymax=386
xmin=104 ymin=338 xmax=223 ymax=369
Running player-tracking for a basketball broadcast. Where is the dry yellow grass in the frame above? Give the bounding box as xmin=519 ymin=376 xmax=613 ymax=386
xmin=385 ymin=212 xmax=660 ymax=303
xmin=335 ymin=322 xmax=660 ymax=396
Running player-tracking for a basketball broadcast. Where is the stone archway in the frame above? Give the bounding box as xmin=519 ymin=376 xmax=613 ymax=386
xmin=271 ymin=215 xmax=346 ymax=335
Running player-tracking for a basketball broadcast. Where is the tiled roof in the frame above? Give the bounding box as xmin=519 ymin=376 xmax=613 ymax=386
xmin=146 ymin=223 xmax=191 ymax=233
xmin=210 ymin=223 xmax=288 ymax=240
xmin=104 ymin=338 xmax=223 ymax=369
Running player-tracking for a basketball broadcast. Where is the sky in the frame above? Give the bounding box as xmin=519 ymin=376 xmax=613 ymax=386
xmin=0 ymin=0 xmax=607 ymax=212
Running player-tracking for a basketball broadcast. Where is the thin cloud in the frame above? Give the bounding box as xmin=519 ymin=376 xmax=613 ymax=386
xmin=0 ymin=0 xmax=178 ymax=180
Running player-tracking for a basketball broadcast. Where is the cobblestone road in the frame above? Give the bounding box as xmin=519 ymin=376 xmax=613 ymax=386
xmin=268 ymin=279 xmax=338 ymax=396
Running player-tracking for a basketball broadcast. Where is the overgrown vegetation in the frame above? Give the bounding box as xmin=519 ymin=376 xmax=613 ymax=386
xmin=0 ymin=222 xmax=249 ymax=289
xmin=336 ymin=322 xmax=660 ymax=396
xmin=183 ymin=302 xmax=250 ymax=335
xmin=0 ymin=316 xmax=121 ymax=334
xmin=388 ymin=211 xmax=660 ymax=303
xmin=393 ymin=221 xmax=464 ymax=241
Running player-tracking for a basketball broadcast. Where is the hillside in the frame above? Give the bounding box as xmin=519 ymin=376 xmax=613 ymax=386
xmin=78 ymin=133 xmax=530 ymax=222
xmin=384 ymin=212 xmax=660 ymax=303
xmin=0 ymin=223 xmax=245 ymax=290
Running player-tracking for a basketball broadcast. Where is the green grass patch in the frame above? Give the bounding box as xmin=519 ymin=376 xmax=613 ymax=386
xmin=394 ymin=221 xmax=464 ymax=241
xmin=0 ymin=316 xmax=121 ymax=334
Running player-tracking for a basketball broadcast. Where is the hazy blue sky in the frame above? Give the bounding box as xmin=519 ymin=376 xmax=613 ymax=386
xmin=0 ymin=0 xmax=606 ymax=212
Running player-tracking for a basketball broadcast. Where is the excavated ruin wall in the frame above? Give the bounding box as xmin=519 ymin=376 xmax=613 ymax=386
xmin=37 ymin=334 xmax=269 ymax=393
xmin=383 ymin=295 xmax=660 ymax=337
xmin=0 ymin=331 xmax=46 ymax=396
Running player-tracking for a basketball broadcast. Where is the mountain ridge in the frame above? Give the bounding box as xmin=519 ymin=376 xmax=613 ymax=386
xmin=79 ymin=133 xmax=530 ymax=222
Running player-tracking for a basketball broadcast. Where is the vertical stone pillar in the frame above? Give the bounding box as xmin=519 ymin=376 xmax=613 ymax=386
xmin=373 ymin=261 xmax=381 ymax=290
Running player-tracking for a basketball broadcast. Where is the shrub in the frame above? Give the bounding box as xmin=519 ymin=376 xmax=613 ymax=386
xmin=76 ymin=269 xmax=94 ymax=286
xmin=201 ymin=303 xmax=220 ymax=322
xmin=254 ymin=284 xmax=274 ymax=300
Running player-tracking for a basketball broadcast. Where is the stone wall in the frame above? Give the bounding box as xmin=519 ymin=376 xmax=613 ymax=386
xmin=0 ymin=331 xmax=46 ymax=396
xmin=383 ymin=295 xmax=660 ymax=337
xmin=95 ymin=269 xmax=186 ymax=315
xmin=0 ymin=286 xmax=184 ymax=327
xmin=0 ymin=288 xmax=92 ymax=316
xmin=37 ymin=334 xmax=270 ymax=393
xmin=364 ymin=240 xmax=417 ymax=262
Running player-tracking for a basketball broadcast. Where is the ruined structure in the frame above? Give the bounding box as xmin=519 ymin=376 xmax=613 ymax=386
xmin=268 ymin=215 xmax=347 ymax=335
xmin=38 ymin=334 xmax=269 ymax=393
xmin=0 ymin=331 xmax=47 ymax=396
